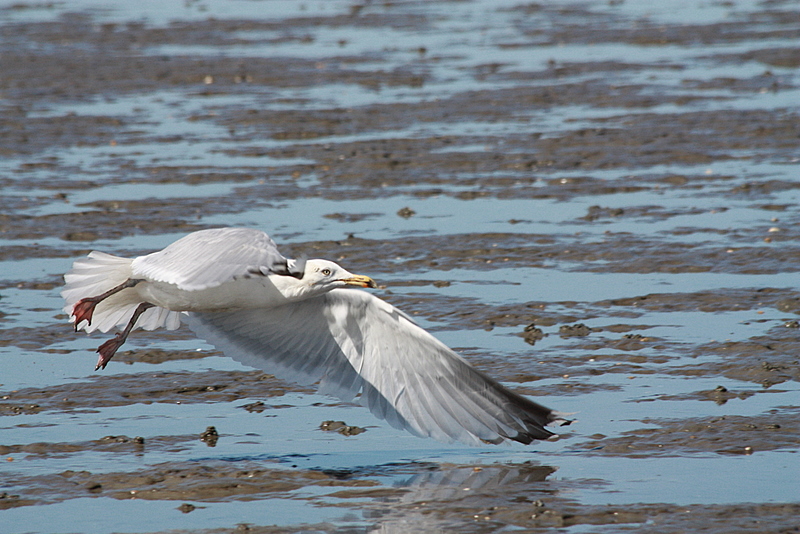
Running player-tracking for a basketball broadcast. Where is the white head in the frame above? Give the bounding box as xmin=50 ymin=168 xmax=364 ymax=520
xmin=273 ymin=259 xmax=376 ymax=301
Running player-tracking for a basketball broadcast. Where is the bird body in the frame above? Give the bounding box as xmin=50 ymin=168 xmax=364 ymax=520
xmin=63 ymin=227 xmax=567 ymax=446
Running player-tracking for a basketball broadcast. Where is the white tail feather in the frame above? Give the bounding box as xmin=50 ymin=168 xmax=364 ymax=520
xmin=62 ymin=251 xmax=182 ymax=333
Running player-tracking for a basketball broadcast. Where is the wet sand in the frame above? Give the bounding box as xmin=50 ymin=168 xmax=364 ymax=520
xmin=1 ymin=0 xmax=799 ymax=532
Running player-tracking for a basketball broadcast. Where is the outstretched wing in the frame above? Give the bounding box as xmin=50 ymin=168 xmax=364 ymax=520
xmin=184 ymin=289 xmax=559 ymax=446
xmin=131 ymin=228 xmax=305 ymax=291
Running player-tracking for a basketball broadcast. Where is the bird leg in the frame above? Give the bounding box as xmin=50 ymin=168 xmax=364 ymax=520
xmin=72 ymin=278 xmax=144 ymax=330
xmin=95 ymin=302 xmax=154 ymax=371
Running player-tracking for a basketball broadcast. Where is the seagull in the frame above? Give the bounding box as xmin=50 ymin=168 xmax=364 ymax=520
xmin=62 ymin=227 xmax=567 ymax=445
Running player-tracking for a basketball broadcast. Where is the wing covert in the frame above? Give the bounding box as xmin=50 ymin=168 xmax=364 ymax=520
xmin=131 ymin=228 xmax=304 ymax=291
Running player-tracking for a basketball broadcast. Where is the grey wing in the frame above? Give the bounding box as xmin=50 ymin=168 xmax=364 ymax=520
xmin=184 ymin=292 xmax=366 ymax=404
xmin=184 ymin=289 xmax=560 ymax=446
xmin=131 ymin=228 xmax=305 ymax=291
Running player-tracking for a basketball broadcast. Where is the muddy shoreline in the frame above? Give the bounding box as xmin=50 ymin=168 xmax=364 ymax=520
xmin=1 ymin=1 xmax=799 ymax=532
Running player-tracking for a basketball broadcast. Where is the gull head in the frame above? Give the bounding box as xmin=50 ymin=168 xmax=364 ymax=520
xmin=279 ymin=259 xmax=376 ymax=300
xmin=306 ymin=259 xmax=376 ymax=289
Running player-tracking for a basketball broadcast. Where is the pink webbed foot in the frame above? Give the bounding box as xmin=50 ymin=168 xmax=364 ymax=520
xmin=71 ymin=278 xmax=145 ymax=332
xmin=95 ymin=333 xmax=126 ymax=370
xmin=92 ymin=302 xmax=154 ymax=371
xmin=72 ymin=298 xmax=100 ymax=330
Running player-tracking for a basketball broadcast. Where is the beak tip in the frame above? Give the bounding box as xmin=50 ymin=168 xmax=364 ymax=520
xmin=342 ymin=275 xmax=377 ymax=289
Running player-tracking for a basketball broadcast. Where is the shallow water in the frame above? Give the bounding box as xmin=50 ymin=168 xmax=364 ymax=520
xmin=1 ymin=0 xmax=799 ymax=532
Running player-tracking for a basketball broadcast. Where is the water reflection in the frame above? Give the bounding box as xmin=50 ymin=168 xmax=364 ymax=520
xmin=362 ymin=462 xmax=560 ymax=533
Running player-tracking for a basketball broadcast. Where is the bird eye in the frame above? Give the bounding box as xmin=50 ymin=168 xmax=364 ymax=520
xmin=321 ymin=268 xmax=331 ymax=276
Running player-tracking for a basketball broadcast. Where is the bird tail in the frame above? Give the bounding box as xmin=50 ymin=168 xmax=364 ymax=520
xmin=62 ymin=251 xmax=182 ymax=333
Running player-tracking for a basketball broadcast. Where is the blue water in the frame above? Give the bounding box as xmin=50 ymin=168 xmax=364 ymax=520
xmin=1 ymin=0 xmax=799 ymax=532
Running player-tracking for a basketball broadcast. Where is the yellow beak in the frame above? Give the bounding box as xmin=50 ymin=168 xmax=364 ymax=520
xmin=340 ymin=274 xmax=377 ymax=288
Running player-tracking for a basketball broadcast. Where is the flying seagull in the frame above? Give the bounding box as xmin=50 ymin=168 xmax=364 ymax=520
xmin=62 ymin=227 xmax=567 ymax=445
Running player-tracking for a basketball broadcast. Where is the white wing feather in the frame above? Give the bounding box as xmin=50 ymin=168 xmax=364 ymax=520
xmin=131 ymin=228 xmax=302 ymax=291
xmin=184 ymin=289 xmax=557 ymax=446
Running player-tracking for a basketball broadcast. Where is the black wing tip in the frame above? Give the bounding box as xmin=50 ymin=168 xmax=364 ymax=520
xmin=510 ymin=427 xmax=555 ymax=445
xmin=247 ymin=256 xmax=307 ymax=279
xmin=504 ymin=409 xmax=574 ymax=445
xmin=548 ymin=411 xmax=575 ymax=427
xmin=287 ymin=257 xmax=306 ymax=279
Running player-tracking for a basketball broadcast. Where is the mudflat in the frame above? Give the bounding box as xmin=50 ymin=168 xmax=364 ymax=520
xmin=1 ymin=1 xmax=798 ymax=532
